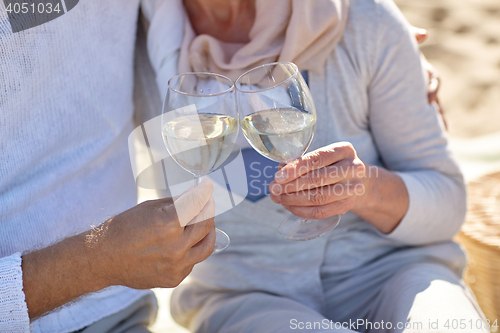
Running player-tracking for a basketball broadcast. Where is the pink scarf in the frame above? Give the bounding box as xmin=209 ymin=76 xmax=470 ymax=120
xmin=179 ymin=0 xmax=350 ymax=81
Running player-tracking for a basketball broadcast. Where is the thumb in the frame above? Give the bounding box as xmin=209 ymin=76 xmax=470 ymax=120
xmin=173 ymin=179 xmax=214 ymax=227
xmin=186 ymin=197 xmax=216 ymax=226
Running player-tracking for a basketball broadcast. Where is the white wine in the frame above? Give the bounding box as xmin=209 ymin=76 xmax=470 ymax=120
xmin=162 ymin=113 xmax=238 ymax=177
xmin=241 ymin=108 xmax=316 ymax=163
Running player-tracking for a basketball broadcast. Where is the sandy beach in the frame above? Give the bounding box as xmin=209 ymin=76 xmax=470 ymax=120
xmin=395 ymin=0 xmax=500 ymax=138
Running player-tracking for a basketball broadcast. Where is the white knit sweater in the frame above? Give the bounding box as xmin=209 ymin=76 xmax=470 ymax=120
xmin=0 ymin=1 xmax=153 ymax=332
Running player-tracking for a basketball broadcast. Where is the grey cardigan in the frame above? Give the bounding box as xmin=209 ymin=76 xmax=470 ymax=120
xmin=136 ymin=0 xmax=466 ymax=316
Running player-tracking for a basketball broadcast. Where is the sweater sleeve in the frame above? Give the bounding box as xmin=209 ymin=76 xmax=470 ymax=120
xmin=367 ymin=0 xmax=466 ymax=245
xmin=0 ymin=253 xmax=30 ymax=332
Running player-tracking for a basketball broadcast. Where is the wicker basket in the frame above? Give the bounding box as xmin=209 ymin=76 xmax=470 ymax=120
xmin=456 ymin=171 xmax=500 ymax=332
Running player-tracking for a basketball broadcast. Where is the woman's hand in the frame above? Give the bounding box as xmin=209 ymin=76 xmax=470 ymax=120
xmin=269 ymin=143 xmax=409 ymax=233
xmin=269 ymin=142 xmax=369 ymax=220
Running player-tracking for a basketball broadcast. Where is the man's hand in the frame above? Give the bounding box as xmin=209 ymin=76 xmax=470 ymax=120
xmin=89 ymin=179 xmax=216 ymax=290
xmin=269 ymin=143 xmax=409 ymax=234
xmin=22 ymin=179 xmax=215 ymax=319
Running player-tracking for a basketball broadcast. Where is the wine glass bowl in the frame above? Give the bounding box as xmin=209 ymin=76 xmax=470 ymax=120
xmin=236 ymin=62 xmax=316 ymax=163
xmin=235 ymin=62 xmax=340 ymax=241
xmin=162 ymin=72 xmax=238 ymax=252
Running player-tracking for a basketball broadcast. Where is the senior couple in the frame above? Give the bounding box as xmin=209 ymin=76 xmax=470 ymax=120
xmin=0 ymin=0 xmax=486 ymax=332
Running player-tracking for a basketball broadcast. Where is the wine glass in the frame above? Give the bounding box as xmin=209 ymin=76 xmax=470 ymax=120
xmin=162 ymin=72 xmax=239 ymax=252
xmin=235 ymin=62 xmax=340 ymax=241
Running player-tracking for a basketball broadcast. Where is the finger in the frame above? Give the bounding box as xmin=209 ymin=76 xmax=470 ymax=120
xmin=173 ymin=179 xmax=214 ymax=227
xmin=428 ymin=73 xmax=439 ymax=91
xmin=428 ymin=90 xmax=438 ymax=104
xmin=274 ymin=143 xmax=354 ymax=184
xmin=270 ymin=192 xmax=281 ymax=203
xmin=427 ymin=79 xmax=439 ymax=103
xmin=280 ymin=181 xmax=359 ymax=207
xmin=270 ymin=159 xmax=357 ymax=194
xmin=435 ymin=97 xmax=448 ymax=131
xmin=186 ymin=227 xmax=216 ymax=264
xmin=411 ymin=26 xmax=428 ymax=44
xmin=183 ymin=198 xmax=215 ymax=246
xmin=420 ymin=55 xmax=439 ymax=100
xmin=425 ymin=61 xmax=437 ymax=82
xmin=186 ymin=197 xmax=216 ymax=226
xmin=282 ymin=197 xmax=355 ymax=220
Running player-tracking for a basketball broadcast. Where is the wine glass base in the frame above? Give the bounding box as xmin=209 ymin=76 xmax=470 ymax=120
xmin=279 ymin=215 xmax=341 ymax=241
xmin=213 ymin=228 xmax=230 ymax=253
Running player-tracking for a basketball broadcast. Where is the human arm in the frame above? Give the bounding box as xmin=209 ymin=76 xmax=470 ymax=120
xmin=269 ymin=142 xmax=409 ymax=234
xmin=365 ymin=0 xmax=465 ymax=244
xmin=269 ymin=0 xmax=465 ymax=245
xmin=1 ymin=179 xmax=215 ymax=329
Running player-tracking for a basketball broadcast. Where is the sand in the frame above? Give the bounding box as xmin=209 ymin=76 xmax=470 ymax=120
xmin=395 ymin=0 xmax=500 ymax=138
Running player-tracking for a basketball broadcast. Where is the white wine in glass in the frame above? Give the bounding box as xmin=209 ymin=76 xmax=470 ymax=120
xmin=241 ymin=108 xmax=316 ymax=163
xmin=163 ymin=113 xmax=238 ymax=176
xmin=236 ymin=62 xmax=340 ymax=241
xmin=162 ymin=72 xmax=239 ymax=252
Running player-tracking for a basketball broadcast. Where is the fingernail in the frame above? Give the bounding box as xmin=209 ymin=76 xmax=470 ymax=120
xmin=275 ymin=170 xmax=286 ymax=183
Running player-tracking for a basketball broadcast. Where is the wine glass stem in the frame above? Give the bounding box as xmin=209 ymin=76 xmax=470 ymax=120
xmin=192 ymin=174 xmax=230 ymax=252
